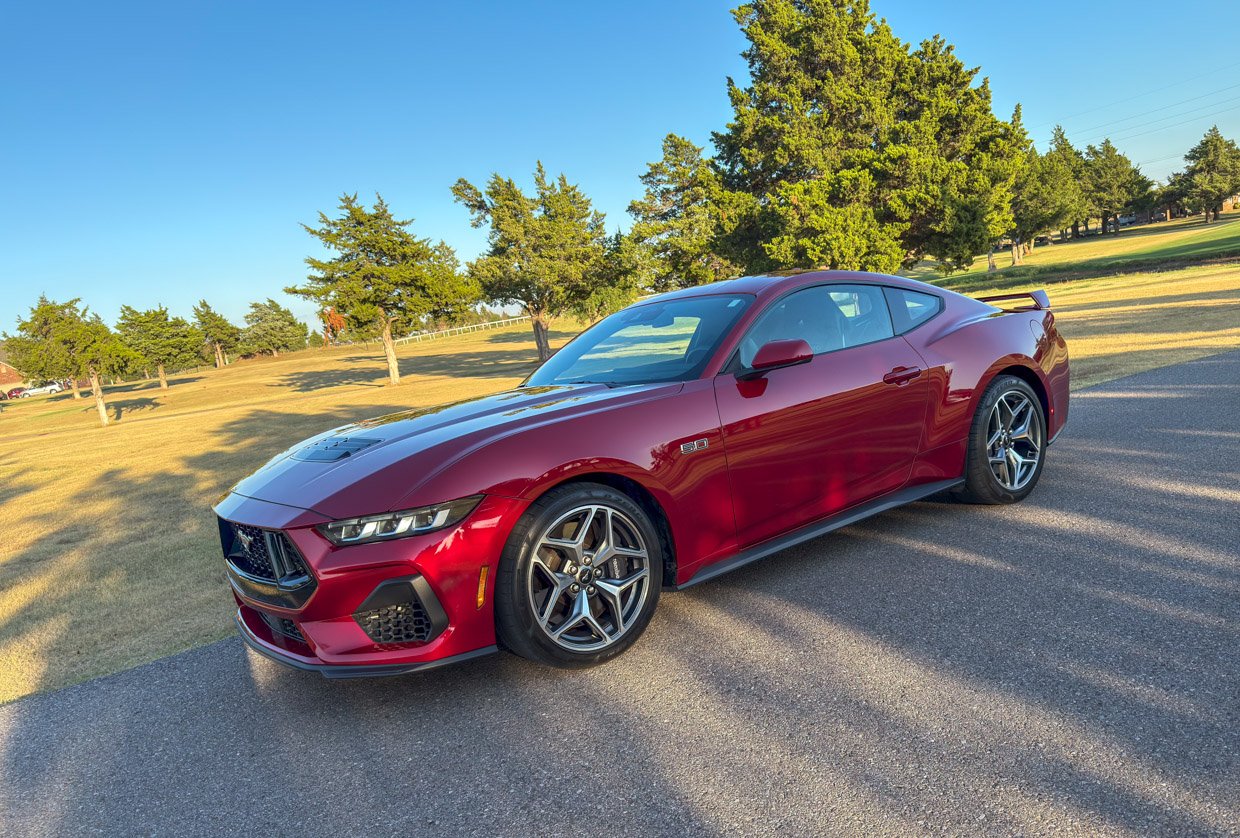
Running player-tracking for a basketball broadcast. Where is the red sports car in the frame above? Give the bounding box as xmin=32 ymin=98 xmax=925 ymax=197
xmin=216 ymin=271 xmax=1069 ymax=676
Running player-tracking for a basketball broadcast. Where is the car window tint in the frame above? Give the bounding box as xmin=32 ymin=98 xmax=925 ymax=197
xmin=573 ymin=316 xmax=699 ymax=377
xmin=882 ymin=287 xmax=943 ymax=334
xmin=738 ymin=284 xmax=895 ymax=366
xmin=526 ymin=294 xmax=751 ymax=386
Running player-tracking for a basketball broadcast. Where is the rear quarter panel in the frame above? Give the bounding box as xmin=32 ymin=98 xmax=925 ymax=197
xmin=904 ymin=296 xmax=1069 ymax=480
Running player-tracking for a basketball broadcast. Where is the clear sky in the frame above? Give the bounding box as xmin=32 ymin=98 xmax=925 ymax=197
xmin=3 ymin=0 xmax=1239 ymax=329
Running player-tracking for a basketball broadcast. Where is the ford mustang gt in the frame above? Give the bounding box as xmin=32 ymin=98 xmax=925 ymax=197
xmin=215 ymin=271 xmax=1069 ymax=676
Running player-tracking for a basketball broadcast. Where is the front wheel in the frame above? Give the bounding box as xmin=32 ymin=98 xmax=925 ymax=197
xmin=495 ymin=483 xmax=662 ymax=667
xmin=956 ymin=375 xmax=1046 ymax=504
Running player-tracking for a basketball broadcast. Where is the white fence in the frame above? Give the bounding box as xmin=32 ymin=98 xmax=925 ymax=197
xmin=393 ymin=316 xmax=531 ymax=345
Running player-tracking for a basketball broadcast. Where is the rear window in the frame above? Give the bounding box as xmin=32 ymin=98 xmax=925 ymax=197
xmin=883 ymin=287 xmax=942 ymax=334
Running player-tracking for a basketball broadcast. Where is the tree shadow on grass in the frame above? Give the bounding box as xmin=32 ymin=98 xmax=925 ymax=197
xmin=279 ymin=346 xmax=542 ymax=393
xmin=108 ymin=397 xmax=160 ymax=422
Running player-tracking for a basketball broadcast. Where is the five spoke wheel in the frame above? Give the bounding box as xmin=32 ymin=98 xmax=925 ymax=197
xmin=526 ymin=504 xmax=652 ymax=653
xmin=985 ymin=390 xmax=1043 ymax=492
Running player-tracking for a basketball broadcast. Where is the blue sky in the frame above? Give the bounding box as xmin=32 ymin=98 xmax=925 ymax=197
xmin=3 ymin=0 xmax=1239 ymax=329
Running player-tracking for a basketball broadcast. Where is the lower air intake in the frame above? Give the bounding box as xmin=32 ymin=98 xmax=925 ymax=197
xmin=352 ymin=575 xmax=449 ymax=646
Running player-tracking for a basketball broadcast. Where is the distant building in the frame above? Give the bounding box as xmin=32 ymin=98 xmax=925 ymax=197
xmin=0 ymin=359 xmax=23 ymax=388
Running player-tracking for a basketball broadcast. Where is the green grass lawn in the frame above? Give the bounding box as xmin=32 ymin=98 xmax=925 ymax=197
xmin=906 ymin=214 xmax=1240 ymax=293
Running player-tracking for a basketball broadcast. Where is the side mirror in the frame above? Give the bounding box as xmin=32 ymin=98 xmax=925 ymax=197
xmin=741 ymin=339 xmax=813 ymax=379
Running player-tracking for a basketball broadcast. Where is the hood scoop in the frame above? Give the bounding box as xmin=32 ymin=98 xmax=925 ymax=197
xmin=291 ymin=436 xmax=382 ymax=462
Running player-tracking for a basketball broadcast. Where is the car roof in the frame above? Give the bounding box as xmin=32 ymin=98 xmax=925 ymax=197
xmin=640 ymin=270 xmax=954 ymax=305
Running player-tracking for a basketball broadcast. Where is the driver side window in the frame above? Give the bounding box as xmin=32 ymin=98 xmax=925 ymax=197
xmin=738 ymin=284 xmax=895 ymax=366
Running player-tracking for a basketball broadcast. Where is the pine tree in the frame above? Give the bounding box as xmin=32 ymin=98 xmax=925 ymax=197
xmin=193 ymin=301 xmax=241 ymax=367
xmin=289 ymin=194 xmax=468 ymax=384
xmin=4 ymin=298 xmax=133 ymax=426
xmin=1184 ymin=126 xmax=1240 ymax=223
xmin=628 ymin=134 xmax=741 ymax=290
xmin=713 ymin=0 xmax=1024 ymax=272
xmin=116 ymin=305 xmax=202 ymax=389
xmin=453 ymin=164 xmax=609 ymax=361
xmin=239 ymin=299 xmax=308 ymax=357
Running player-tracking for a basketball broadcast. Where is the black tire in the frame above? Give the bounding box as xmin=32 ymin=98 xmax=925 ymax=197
xmin=955 ymin=375 xmax=1047 ymax=505
xmin=495 ymin=482 xmax=663 ymax=667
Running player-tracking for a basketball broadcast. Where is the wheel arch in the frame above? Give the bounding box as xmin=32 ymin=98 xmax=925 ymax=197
xmin=536 ymin=471 xmax=678 ymax=589
xmin=989 ymin=363 xmax=1050 ymax=423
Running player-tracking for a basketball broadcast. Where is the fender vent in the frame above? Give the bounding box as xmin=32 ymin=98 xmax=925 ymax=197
xmin=291 ymin=436 xmax=381 ymax=462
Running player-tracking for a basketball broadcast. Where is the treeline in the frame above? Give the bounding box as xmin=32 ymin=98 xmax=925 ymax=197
xmin=8 ymin=0 xmax=1240 ymax=426
xmin=3 ymin=296 xmax=312 ymax=424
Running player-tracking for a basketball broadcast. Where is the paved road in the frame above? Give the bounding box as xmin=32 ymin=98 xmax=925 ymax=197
xmin=3 ymin=353 xmax=1238 ymax=837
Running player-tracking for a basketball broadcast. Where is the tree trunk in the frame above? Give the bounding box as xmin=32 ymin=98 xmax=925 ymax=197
xmin=1027 ymin=238 xmax=1036 ymax=254
xmin=1071 ymin=221 xmax=1080 ymax=239
xmin=223 ymin=350 xmax=230 ymax=365
xmin=381 ymin=320 xmax=401 ymax=385
xmin=987 ymin=246 xmax=997 ymax=272
xmin=531 ymin=312 xmax=552 ymax=362
xmin=1009 ymin=240 xmax=1021 ymax=266
xmin=214 ymin=342 xmax=225 ymax=368
xmin=72 ymin=380 xmax=82 ymax=399
xmin=1083 ymin=218 xmax=1090 ymax=234
xmin=90 ymin=371 xmax=109 ymax=427
xmin=272 ymin=348 xmax=279 ymax=357
xmin=158 ymin=364 xmax=168 ymax=390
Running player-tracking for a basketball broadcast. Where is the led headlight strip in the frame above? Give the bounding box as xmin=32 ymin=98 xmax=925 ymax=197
xmin=318 ymin=496 xmax=482 ymax=545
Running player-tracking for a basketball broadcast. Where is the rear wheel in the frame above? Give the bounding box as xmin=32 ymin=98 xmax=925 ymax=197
xmin=956 ymin=375 xmax=1046 ymax=504
xmin=495 ymin=483 xmax=662 ymax=667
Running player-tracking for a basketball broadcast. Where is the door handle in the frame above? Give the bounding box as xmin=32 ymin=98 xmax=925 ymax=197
xmin=883 ymin=366 xmax=922 ymax=385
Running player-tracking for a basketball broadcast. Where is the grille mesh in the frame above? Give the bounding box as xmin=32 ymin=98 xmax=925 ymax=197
xmin=229 ymin=524 xmax=275 ymax=579
xmin=356 ymin=601 xmax=432 ymax=644
xmin=224 ymin=523 xmax=308 ymax=583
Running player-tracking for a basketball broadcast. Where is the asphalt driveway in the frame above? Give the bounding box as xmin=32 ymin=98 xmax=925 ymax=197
xmin=2 ymin=352 xmax=1237 ymax=836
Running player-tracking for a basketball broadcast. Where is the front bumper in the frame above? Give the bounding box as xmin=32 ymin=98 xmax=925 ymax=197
xmin=215 ymin=491 xmax=528 ymax=677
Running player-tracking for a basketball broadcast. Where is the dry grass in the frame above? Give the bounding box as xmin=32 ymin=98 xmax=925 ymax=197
xmin=1 ymin=256 xmax=1238 ymax=702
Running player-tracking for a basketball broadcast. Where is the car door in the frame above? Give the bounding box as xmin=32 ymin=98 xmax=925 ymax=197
xmin=714 ymin=283 xmax=930 ymax=549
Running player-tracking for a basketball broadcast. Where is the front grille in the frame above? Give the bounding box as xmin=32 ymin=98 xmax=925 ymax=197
xmin=219 ymin=520 xmax=310 ymax=585
xmin=218 ymin=517 xmax=317 ymax=609
xmin=229 ymin=523 xmax=276 ymax=579
xmin=260 ymin=612 xmax=305 ymax=643
xmin=356 ymin=600 xmax=433 ymax=644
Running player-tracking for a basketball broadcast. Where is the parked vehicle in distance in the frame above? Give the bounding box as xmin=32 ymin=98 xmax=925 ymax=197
xmin=215 ymin=270 xmax=1070 ymax=678
xmin=21 ymin=382 xmax=65 ymax=397
xmin=6 ymin=387 xmax=27 ymax=399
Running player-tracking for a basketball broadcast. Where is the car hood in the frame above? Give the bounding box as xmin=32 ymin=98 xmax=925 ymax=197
xmin=228 ymin=381 xmax=680 ymax=520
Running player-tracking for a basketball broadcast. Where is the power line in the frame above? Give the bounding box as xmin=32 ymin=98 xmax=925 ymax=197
xmin=1034 ymin=58 xmax=1240 ymax=128
xmin=1105 ymin=102 xmax=1240 ymax=145
xmin=1069 ymin=80 xmax=1240 ymax=136
xmin=1135 ymin=151 xmax=1186 ymax=167
xmin=1076 ymin=98 xmax=1240 ymax=146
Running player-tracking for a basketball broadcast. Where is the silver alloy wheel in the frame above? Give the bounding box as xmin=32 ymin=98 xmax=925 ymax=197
xmin=986 ymin=390 xmax=1043 ymax=491
xmin=526 ymin=503 xmax=652 ymax=653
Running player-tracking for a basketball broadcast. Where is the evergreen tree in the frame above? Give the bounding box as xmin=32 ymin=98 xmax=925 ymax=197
xmin=193 ymin=300 xmax=241 ymax=368
xmin=627 ymin=134 xmax=741 ymax=290
xmin=4 ymin=298 xmax=133 ymax=426
xmin=239 ymin=299 xmax=308 ymax=357
xmin=452 ymin=164 xmax=609 ymax=361
xmin=713 ymin=0 xmax=1024 ymax=273
xmin=116 ymin=305 xmax=202 ymax=389
xmin=1184 ymin=126 xmax=1240 ymax=223
xmin=1083 ymin=139 xmax=1147 ymax=234
xmin=289 ymin=194 xmax=468 ymax=385
xmin=1 ymin=296 xmax=83 ymax=398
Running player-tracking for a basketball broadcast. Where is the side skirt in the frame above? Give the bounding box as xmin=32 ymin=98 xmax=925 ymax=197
xmin=672 ymin=478 xmax=964 ymax=590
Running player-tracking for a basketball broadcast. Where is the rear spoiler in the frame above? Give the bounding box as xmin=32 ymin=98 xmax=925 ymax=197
xmin=977 ymin=289 xmax=1050 ymax=311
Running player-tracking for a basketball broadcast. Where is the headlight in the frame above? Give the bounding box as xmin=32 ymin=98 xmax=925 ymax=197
xmin=317 ymin=496 xmax=482 ymax=545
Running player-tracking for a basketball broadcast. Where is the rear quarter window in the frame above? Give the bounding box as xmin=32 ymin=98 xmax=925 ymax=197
xmin=883 ymin=287 xmax=943 ymax=334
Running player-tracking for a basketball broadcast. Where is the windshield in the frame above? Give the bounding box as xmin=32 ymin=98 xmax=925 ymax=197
xmin=525 ymin=294 xmax=752 ymax=387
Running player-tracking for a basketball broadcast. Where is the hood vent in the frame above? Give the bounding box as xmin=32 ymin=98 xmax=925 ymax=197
xmin=291 ymin=436 xmax=382 ymax=462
